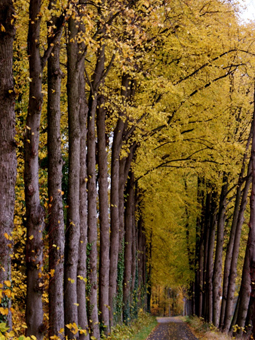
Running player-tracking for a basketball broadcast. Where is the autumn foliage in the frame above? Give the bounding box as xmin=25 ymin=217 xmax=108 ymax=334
xmin=1 ymin=0 xmax=255 ymax=339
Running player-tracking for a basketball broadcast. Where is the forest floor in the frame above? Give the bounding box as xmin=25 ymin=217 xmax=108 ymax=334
xmin=146 ymin=317 xmax=198 ymax=340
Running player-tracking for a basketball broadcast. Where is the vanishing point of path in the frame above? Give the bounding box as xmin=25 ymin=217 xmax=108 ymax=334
xmin=147 ymin=317 xmax=198 ymax=340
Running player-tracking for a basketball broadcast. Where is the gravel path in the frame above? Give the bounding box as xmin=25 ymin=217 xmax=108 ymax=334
xmin=147 ymin=317 xmax=198 ymax=340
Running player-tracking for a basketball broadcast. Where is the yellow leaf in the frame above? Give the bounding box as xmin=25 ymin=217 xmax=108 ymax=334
xmin=4 ymin=233 xmax=9 ymax=240
xmin=1 ymin=24 xmax=6 ymax=32
xmin=0 ymin=307 xmax=9 ymax=315
xmin=4 ymin=289 xmax=12 ymax=298
xmin=4 ymin=280 xmax=11 ymax=287
xmin=29 ymin=235 xmax=34 ymax=240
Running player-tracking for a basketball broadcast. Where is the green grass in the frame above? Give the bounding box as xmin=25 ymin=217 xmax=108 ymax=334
xmin=105 ymin=310 xmax=157 ymax=340
xmin=130 ymin=317 xmax=157 ymax=340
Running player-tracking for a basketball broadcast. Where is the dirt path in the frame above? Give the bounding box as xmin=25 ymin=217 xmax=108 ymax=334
xmin=147 ymin=317 xmax=198 ymax=340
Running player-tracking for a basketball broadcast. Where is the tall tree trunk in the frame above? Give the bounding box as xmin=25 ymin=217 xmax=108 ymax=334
xmin=77 ymin=63 xmax=89 ymax=340
xmin=248 ymin=87 xmax=255 ymax=340
xmin=97 ymin=95 xmax=110 ymax=335
xmin=147 ymin=231 xmax=152 ymax=313
xmin=87 ymin=93 xmax=100 ymax=339
xmin=123 ymin=173 xmax=134 ymax=323
xmin=207 ymin=192 xmax=217 ymax=324
xmin=109 ymin=74 xmax=129 ymax=323
xmin=87 ymin=44 xmax=105 ymax=339
xmin=0 ymin=0 xmax=16 ymax=328
xmin=64 ymin=13 xmax=81 ymax=338
xmin=223 ymin=162 xmax=252 ymax=332
xmin=24 ymin=1 xmax=45 ymax=337
xmin=213 ymin=177 xmax=228 ymax=328
xmin=234 ymin=242 xmax=251 ymax=336
xmin=203 ymin=191 xmax=211 ymax=320
xmin=220 ymin=134 xmax=252 ymax=330
xmin=47 ymin=8 xmax=65 ymax=337
xmin=195 ymin=177 xmax=204 ymax=316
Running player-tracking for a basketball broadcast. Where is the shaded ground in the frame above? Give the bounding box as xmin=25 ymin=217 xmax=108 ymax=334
xmin=147 ymin=317 xmax=198 ymax=340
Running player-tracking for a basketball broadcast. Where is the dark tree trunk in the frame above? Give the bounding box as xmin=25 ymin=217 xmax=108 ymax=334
xmin=248 ymin=89 xmax=255 ymax=340
xmin=97 ymin=95 xmax=110 ymax=335
xmin=137 ymin=210 xmax=147 ymax=310
xmin=24 ymin=1 xmax=45 ymax=337
xmin=109 ymin=75 xmax=129 ymax=323
xmin=147 ymin=231 xmax=153 ymax=313
xmin=203 ymin=191 xmax=211 ymax=320
xmin=77 ymin=63 xmax=89 ymax=340
xmin=0 ymin=0 xmax=16 ymax=328
xmin=213 ymin=178 xmax=228 ymax=328
xmin=223 ymin=162 xmax=252 ymax=332
xmin=235 ymin=242 xmax=251 ymax=336
xmin=123 ymin=172 xmax=135 ymax=322
xmin=47 ymin=8 xmax=65 ymax=337
xmin=87 ymin=44 xmax=105 ymax=339
xmin=194 ymin=177 xmax=204 ymax=316
xmin=207 ymin=192 xmax=217 ymax=324
xmin=220 ymin=134 xmax=252 ymax=330
xmin=64 ymin=13 xmax=81 ymax=338
xmin=87 ymin=93 xmax=100 ymax=339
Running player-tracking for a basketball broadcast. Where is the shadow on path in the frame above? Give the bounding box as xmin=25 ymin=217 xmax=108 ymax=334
xmin=147 ymin=317 xmax=198 ymax=340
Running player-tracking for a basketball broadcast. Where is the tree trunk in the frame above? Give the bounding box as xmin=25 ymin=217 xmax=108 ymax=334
xmin=220 ymin=134 xmax=252 ymax=330
xmin=86 ymin=43 xmax=105 ymax=340
xmin=97 ymin=95 xmax=110 ymax=335
xmin=213 ymin=177 xmax=228 ymax=328
xmin=235 ymin=242 xmax=251 ymax=336
xmin=47 ymin=8 xmax=65 ymax=337
xmin=223 ymin=161 xmax=252 ymax=332
xmin=248 ymin=88 xmax=255 ymax=340
xmin=24 ymin=1 xmax=45 ymax=337
xmin=87 ymin=93 xmax=100 ymax=339
xmin=64 ymin=14 xmax=81 ymax=339
xmin=77 ymin=63 xmax=89 ymax=340
xmin=109 ymin=75 xmax=129 ymax=323
xmin=0 ymin=0 xmax=16 ymax=328
xmin=207 ymin=192 xmax=217 ymax=324
xmin=123 ymin=173 xmax=134 ymax=323
xmin=203 ymin=191 xmax=211 ymax=320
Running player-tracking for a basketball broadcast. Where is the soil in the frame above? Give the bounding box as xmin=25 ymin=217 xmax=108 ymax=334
xmin=147 ymin=317 xmax=198 ymax=340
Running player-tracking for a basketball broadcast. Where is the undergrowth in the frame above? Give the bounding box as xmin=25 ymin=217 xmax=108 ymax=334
xmin=184 ymin=315 xmax=246 ymax=340
xmin=105 ymin=310 xmax=157 ymax=340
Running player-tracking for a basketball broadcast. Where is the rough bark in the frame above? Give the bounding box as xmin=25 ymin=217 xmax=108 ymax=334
xmin=87 ymin=94 xmax=100 ymax=339
xmin=87 ymin=45 xmax=105 ymax=339
xmin=0 ymin=0 xmax=16 ymax=328
xmin=77 ymin=63 xmax=89 ymax=340
xmin=64 ymin=14 xmax=80 ymax=339
xmin=97 ymin=95 xmax=110 ymax=335
xmin=24 ymin=1 xmax=45 ymax=337
xmin=47 ymin=6 xmax=65 ymax=337
xmin=213 ymin=178 xmax=228 ymax=328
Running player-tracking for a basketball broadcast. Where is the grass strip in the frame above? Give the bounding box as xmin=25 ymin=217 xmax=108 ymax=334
xmin=105 ymin=310 xmax=157 ymax=340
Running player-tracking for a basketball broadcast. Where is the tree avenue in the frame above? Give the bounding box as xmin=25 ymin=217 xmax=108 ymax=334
xmin=2 ymin=0 xmax=255 ymax=339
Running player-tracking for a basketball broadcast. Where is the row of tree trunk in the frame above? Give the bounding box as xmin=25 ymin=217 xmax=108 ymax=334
xmin=186 ymin=104 xmax=255 ymax=338
xmin=0 ymin=0 xmax=149 ymax=339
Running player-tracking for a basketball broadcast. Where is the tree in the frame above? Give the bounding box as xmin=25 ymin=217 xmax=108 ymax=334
xmin=0 ymin=0 xmax=16 ymax=328
xmin=47 ymin=0 xmax=65 ymax=337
